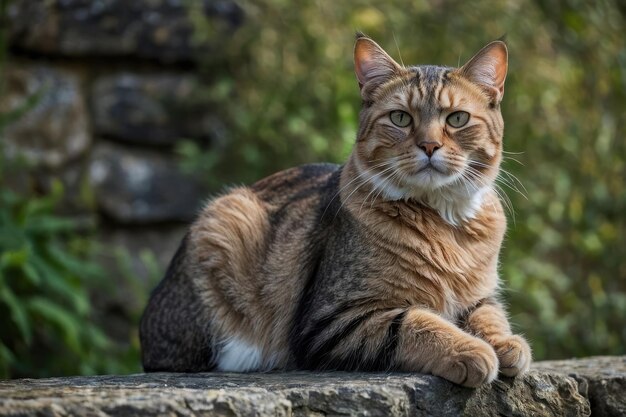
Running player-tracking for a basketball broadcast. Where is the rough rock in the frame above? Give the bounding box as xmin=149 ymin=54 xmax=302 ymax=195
xmin=0 ymin=365 xmax=599 ymax=417
xmin=0 ymin=64 xmax=90 ymax=168
xmin=7 ymin=0 xmax=244 ymax=63
xmin=91 ymin=73 xmax=223 ymax=145
xmin=89 ymin=143 xmax=205 ymax=223
xmin=534 ymin=355 xmax=626 ymax=417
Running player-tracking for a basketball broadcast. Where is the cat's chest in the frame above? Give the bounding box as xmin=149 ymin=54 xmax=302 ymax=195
xmin=363 ymin=209 xmax=501 ymax=318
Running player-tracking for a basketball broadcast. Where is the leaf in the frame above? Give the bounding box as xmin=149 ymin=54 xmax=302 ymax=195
xmin=18 ymin=187 xmax=62 ymax=225
xmin=0 ymin=225 xmax=26 ymax=252
xmin=139 ymin=249 xmax=162 ymax=284
xmin=24 ymin=216 xmax=77 ymax=235
xmin=0 ymin=341 xmax=16 ymax=379
xmin=46 ymin=244 xmax=102 ymax=279
xmin=0 ymin=286 xmax=32 ymax=345
xmin=26 ymin=297 xmax=82 ymax=353
xmin=0 ymin=249 xmax=28 ymax=269
xmin=85 ymin=326 xmax=111 ymax=350
xmin=30 ymin=255 xmax=89 ymax=316
xmin=22 ymin=263 xmax=42 ymax=286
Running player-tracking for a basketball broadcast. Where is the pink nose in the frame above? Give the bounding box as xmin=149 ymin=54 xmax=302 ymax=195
xmin=418 ymin=141 xmax=441 ymax=157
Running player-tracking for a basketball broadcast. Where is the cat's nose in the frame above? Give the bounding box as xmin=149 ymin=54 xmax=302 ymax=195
xmin=418 ymin=141 xmax=442 ymax=157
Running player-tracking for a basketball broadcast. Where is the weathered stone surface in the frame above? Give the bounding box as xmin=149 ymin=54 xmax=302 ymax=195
xmin=0 ymin=368 xmax=594 ymax=417
xmin=89 ymin=143 xmax=205 ymax=223
xmin=91 ymin=73 xmax=223 ymax=145
xmin=8 ymin=0 xmax=243 ymax=63
xmin=0 ymin=64 xmax=90 ymax=168
xmin=534 ymin=356 xmax=626 ymax=417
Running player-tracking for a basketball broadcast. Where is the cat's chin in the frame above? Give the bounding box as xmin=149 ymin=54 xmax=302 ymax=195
xmin=376 ymin=170 xmax=490 ymax=225
xmin=403 ymin=167 xmax=462 ymax=192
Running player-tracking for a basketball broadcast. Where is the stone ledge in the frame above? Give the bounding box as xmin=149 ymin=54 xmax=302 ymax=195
xmin=1 ymin=357 xmax=623 ymax=416
xmin=534 ymin=356 xmax=626 ymax=417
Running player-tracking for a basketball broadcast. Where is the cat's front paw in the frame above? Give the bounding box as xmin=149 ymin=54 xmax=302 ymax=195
xmin=492 ymin=334 xmax=531 ymax=377
xmin=435 ymin=338 xmax=499 ymax=388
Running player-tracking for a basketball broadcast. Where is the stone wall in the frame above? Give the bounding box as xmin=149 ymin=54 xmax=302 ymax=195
xmin=1 ymin=356 xmax=625 ymax=416
xmin=2 ymin=0 xmax=243 ymax=328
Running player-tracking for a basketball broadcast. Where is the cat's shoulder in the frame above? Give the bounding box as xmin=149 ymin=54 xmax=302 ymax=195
xmin=251 ymin=163 xmax=341 ymax=203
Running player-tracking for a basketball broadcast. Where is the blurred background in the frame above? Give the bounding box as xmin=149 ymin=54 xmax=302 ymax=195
xmin=0 ymin=0 xmax=625 ymax=378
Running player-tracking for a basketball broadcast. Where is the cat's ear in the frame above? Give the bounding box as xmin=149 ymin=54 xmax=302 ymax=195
xmin=354 ymin=35 xmax=402 ymax=94
xmin=459 ymin=41 xmax=508 ymax=103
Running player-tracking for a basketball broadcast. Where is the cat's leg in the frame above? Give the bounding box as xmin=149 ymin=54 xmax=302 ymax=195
xmin=295 ymin=306 xmax=499 ymax=387
xmin=393 ymin=308 xmax=500 ymax=386
xmin=462 ymin=298 xmax=532 ymax=377
xmin=140 ymin=237 xmax=217 ymax=372
xmin=189 ymin=188 xmax=275 ymax=372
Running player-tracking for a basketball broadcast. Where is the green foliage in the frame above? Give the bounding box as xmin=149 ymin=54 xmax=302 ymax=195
xmin=0 ymin=169 xmax=108 ymax=377
xmin=186 ymin=0 xmax=626 ymax=360
xmin=0 ymin=146 xmax=146 ymax=377
xmin=0 ymin=3 xmax=142 ymax=376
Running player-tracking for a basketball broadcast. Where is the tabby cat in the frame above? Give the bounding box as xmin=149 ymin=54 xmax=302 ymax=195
xmin=140 ymin=34 xmax=531 ymax=387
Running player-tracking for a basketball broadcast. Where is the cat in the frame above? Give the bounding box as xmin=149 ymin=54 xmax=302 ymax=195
xmin=139 ymin=34 xmax=531 ymax=387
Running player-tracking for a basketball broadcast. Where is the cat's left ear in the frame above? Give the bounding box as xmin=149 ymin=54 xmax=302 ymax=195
xmin=354 ymin=36 xmax=402 ymax=95
xmin=459 ymin=41 xmax=508 ymax=104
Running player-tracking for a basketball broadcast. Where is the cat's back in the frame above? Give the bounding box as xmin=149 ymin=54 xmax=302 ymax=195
xmin=189 ymin=162 xmax=341 ymax=274
xmin=189 ymin=163 xmax=341 ymax=279
xmin=251 ymin=163 xmax=340 ymax=208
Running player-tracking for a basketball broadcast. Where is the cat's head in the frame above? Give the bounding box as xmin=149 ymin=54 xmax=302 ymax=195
xmin=351 ymin=34 xmax=508 ymax=224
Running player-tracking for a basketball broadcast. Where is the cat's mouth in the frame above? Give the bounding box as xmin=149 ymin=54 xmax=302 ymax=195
xmin=403 ymin=159 xmax=463 ymax=191
xmin=414 ymin=161 xmax=446 ymax=176
xmin=416 ymin=162 xmax=444 ymax=174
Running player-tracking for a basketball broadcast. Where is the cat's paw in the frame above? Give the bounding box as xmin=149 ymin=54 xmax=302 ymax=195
xmin=492 ymin=334 xmax=531 ymax=377
xmin=435 ymin=338 xmax=499 ymax=388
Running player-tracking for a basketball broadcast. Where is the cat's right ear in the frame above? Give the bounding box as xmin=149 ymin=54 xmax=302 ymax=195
xmin=354 ymin=35 xmax=402 ymax=96
xmin=459 ymin=40 xmax=508 ymax=104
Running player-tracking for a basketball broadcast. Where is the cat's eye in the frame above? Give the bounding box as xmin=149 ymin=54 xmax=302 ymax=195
xmin=446 ymin=111 xmax=470 ymax=128
xmin=389 ymin=110 xmax=412 ymax=127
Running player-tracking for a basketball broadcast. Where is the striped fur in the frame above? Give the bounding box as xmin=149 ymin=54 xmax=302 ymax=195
xmin=139 ymin=36 xmax=531 ymax=387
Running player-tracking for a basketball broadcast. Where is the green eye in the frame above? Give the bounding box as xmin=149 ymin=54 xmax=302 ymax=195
xmin=390 ymin=110 xmax=412 ymax=127
xmin=446 ymin=111 xmax=470 ymax=128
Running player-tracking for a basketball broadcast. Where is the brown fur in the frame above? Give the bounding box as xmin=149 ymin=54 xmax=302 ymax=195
xmin=139 ymin=35 xmax=531 ymax=387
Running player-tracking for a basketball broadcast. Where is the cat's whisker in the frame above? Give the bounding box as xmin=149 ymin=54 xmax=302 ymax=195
xmin=371 ymin=167 xmax=406 ymax=209
xmin=492 ymin=170 xmax=528 ymax=200
xmin=367 ymin=156 xmax=399 ymax=163
xmin=337 ymin=180 xmax=374 ymax=218
xmin=502 ymin=156 xmax=524 ymax=166
xmin=336 ymin=165 xmax=399 ymax=219
xmin=462 ymin=166 xmax=515 ymax=221
xmin=321 ymin=159 xmax=400 ymax=220
xmin=496 ymin=184 xmax=516 ymax=225
xmin=327 ymin=175 xmax=371 ymax=216
xmin=394 ymin=170 xmax=411 ymax=202
xmin=364 ymin=173 xmax=392 ymax=211
xmin=467 ymin=160 xmax=528 ymax=199
xmin=392 ymin=31 xmax=405 ymax=68
xmin=363 ymin=174 xmax=392 ymax=211
xmin=499 ymin=171 xmax=528 ymax=196
xmin=359 ymin=165 xmax=399 ymax=214
xmin=458 ymin=172 xmax=499 ymax=215
xmin=495 ymin=177 xmax=527 ymax=200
